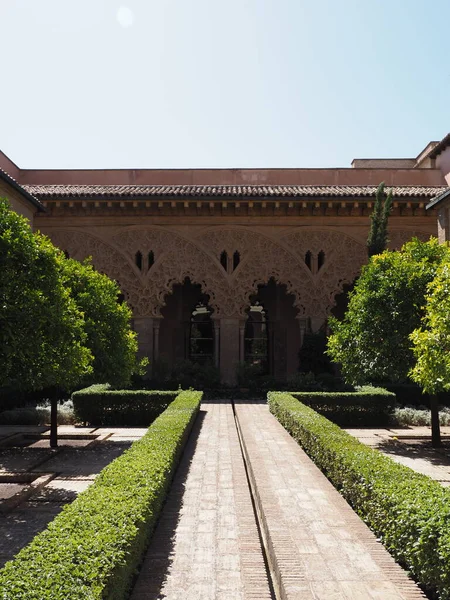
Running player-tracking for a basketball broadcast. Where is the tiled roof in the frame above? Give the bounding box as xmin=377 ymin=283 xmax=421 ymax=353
xmin=0 ymin=170 xmax=45 ymax=211
xmin=426 ymin=187 xmax=450 ymax=210
xmin=23 ymin=184 xmax=446 ymax=200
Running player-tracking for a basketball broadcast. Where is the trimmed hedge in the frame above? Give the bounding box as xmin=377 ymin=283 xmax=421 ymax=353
xmin=268 ymin=392 xmax=450 ymax=599
xmin=72 ymin=384 xmax=179 ymax=426
xmin=0 ymin=390 xmax=202 ymax=599
xmin=289 ymin=386 xmax=395 ymax=426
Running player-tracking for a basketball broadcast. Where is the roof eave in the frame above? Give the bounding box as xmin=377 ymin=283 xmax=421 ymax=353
xmin=0 ymin=169 xmax=46 ymax=212
xmin=426 ymin=188 xmax=450 ymax=210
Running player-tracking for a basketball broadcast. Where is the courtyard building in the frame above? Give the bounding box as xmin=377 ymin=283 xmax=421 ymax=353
xmin=1 ymin=134 xmax=450 ymax=384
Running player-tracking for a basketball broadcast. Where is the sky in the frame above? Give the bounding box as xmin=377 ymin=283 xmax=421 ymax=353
xmin=1 ymin=0 xmax=449 ymax=169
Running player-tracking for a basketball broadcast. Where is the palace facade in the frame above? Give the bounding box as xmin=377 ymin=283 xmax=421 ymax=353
xmin=2 ymin=135 xmax=450 ymax=384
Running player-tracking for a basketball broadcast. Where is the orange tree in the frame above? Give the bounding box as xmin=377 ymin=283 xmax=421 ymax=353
xmin=60 ymin=258 xmax=142 ymax=388
xmin=410 ymin=257 xmax=450 ymax=445
xmin=327 ymin=238 xmax=450 ymax=446
xmin=0 ymin=199 xmax=92 ymax=394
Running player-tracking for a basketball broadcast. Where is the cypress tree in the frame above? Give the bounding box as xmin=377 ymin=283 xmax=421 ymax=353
xmin=367 ymin=182 xmax=393 ymax=257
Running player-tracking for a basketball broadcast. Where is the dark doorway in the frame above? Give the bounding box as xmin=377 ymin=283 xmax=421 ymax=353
xmin=245 ymin=278 xmax=299 ymax=380
xmin=160 ymin=278 xmax=214 ymax=366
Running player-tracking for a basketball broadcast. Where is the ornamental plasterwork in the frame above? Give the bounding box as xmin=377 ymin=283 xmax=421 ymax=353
xmin=45 ymin=225 xmax=377 ymax=320
xmin=45 ymin=229 xmax=143 ymax=312
xmin=284 ymin=229 xmax=368 ymax=314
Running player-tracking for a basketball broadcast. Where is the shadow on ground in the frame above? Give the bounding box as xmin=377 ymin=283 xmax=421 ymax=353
xmin=130 ymin=410 xmax=207 ymax=599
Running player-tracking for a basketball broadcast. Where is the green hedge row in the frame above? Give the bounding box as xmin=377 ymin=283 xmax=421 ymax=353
xmin=268 ymin=392 xmax=450 ymax=600
xmin=72 ymin=384 xmax=179 ymax=426
xmin=0 ymin=390 xmax=202 ymax=599
xmin=289 ymin=386 xmax=395 ymax=426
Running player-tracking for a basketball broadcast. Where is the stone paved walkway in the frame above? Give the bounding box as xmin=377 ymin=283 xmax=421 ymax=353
xmin=131 ymin=400 xmax=272 ymax=600
xmin=132 ymin=400 xmax=425 ymax=600
xmin=345 ymin=426 xmax=450 ymax=486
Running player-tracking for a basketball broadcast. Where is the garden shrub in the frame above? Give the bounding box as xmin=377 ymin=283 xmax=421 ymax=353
xmin=140 ymin=357 xmax=220 ymax=390
xmin=0 ymin=390 xmax=202 ymax=599
xmin=269 ymin=392 xmax=450 ymax=599
xmin=72 ymin=384 xmax=178 ymax=426
xmin=0 ymin=399 xmax=75 ymax=426
xmin=390 ymin=405 xmax=450 ymax=427
xmin=288 ymin=386 xmax=395 ymax=426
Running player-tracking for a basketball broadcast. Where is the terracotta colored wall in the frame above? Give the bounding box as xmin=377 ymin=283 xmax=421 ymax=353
xmin=0 ymin=180 xmax=34 ymax=225
xmin=437 ymin=147 xmax=450 ymax=185
xmin=19 ymin=167 xmax=446 ymax=186
xmin=0 ymin=152 xmax=20 ymax=181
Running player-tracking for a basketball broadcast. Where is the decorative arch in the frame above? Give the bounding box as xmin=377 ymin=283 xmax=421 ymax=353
xmin=44 ymin=229 xmax=143 ymax=312
xmin=283 ymin=229 xmax=368 ymax=317
xmin=112 ymin=227 xmax=230 ymax=316
xmin=196 ymin=227 xmax=317 ymax=316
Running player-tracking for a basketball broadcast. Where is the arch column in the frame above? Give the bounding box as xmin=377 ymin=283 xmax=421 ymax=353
xmin=153 ymin=317 xmax=162 ymax=361
xmin=218 ymin=316 xmax=242 ymax=386
xmin=213 ymin=319 xmax=220 ymax=369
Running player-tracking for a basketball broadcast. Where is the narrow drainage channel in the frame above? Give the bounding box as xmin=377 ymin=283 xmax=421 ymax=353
xmin=231 ymin=399 xmax=279 ymax=600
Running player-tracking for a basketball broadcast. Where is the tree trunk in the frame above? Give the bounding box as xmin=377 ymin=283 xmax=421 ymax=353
xmin=429 ymin=394 xmax=441 ymax=448
xmin=50 ymin=391 xmax=58 ymax=448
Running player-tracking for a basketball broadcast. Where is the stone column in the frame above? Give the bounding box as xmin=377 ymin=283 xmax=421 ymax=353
xmin=219 ymin=317 xmax=241 ymax=386
xmin=296 ymin=317 xmax=308 ymax=347
xmin=153 ymin=317 xmax=161 ymax=361
xmin=133 ymin=316 xmax=154 ymax=377
xmin=213 ymin=319 xmax=220 ymax=368
xmin=239 ymin=321 xmax=246 ymax=363
xmin=310 ymin=316 xmax=326 ymax=333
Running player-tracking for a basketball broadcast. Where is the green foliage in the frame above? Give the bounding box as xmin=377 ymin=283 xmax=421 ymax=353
xmin=61 ymin=258 xmax=141 ymax=388
xmin=72 ymin=384 xmax=178 ymax=426
xmin=235 ymin=362 xmax=278 ymax=391
xmin=367 ymin=182 xmax=393 ymax=257
xmin=288 ymin=386 xmax=395 ymax=426
xmin=149 ymin=357 xmax=220 ymax=390
xmin=0 ymin=390 xmax=202 ymax=599
xmin=0 ymin=399 xmax=75 ymax=426
xmin=0 ymin=199 xmax=92 ymax=392
xmin=410 ymin=259 xmax=450 ymax=394
xmin=390 ymin=405 xmax=450 ymax=427
xmin=328 ymin=237 xmax=448 ymax=385
xmin=298 ymin=331 xmax=333 ymax=374
xmin=269 ymin=392 xmax=450 ymax=599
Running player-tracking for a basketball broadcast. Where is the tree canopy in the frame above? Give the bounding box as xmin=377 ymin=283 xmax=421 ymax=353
xmin=327 ymin=237 xmax=449 ymax=385
xmin=410 ymin=258 xmax=450 ymax=394
xmin=1 ymin=198 xmax=142 ymax=395
xmin=0 ymin=199 xmax=92 ymax=392
xmin=61 ymin=258 xmax=140 ymax=388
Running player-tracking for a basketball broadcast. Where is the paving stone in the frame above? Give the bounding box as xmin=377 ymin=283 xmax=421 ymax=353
xmin=347 ymin=427 xmax=450 ymax=485
xmin=31 ymin=478 xmax=93 ymax=502
xmin=130 ymin=400 xmax=272 ymax=600
xmin=0 ymin=483 xmax=26 ymax=500
xmin=31 ymin=443 xmax=130 ymax=477
xmin=0 ymin=502 xmax=63 ymax=566
xmin=235 ymin=400 xmax=426 ymax=600
xmin=0 ymin=447 xmax=55 ymax=472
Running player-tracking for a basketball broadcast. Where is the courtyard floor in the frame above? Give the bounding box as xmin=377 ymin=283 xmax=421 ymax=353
xmin=345 ymin=425 xmax=450 ymax=485
xmin=0 ymin=404 xmax=445 ymax=598
xmin=132 ymin=400 xmax=425 ymax=599
xmin=0 ymin=424 xmax=146 ymax=568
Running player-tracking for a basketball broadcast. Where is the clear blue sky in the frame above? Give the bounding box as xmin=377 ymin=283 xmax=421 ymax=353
xmin=1 ymin=0 xmax=449 ymax=169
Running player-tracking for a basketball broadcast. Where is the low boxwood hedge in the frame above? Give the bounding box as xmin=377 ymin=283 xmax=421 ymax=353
xmin=268 ymin=392 xmax=450 ymax=599
xmin=72 ymin=384 xmax=179 ymax=426
xmin=0 ymin=390 xmax=202 ymax=599
xmin=288 ymin=386 xmax=395 ymax=426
